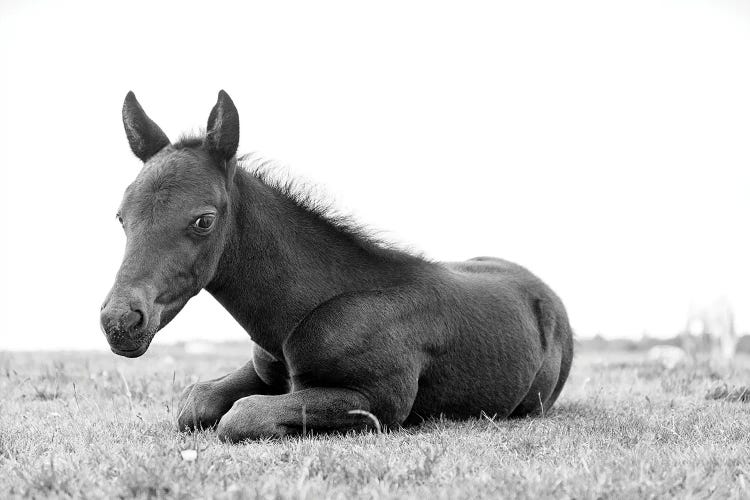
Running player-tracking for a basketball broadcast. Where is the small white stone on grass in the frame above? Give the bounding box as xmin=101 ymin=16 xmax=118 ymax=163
xmin=180 ymin=449 xmax=198 ymax=462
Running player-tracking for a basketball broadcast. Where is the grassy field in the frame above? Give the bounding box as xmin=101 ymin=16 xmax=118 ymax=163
xmin=0 ymin=345 xmax=748 ymax=499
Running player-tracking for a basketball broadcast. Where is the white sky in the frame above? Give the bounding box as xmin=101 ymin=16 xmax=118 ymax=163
xmin=1 ymin=0 xmax=748 ymax=350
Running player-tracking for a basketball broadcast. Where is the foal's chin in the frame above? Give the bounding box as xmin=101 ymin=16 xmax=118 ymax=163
xmin=108 ymin=329 xmax=157 ymax=358
xmin=110 ymin=342 xmax=151 ymax=358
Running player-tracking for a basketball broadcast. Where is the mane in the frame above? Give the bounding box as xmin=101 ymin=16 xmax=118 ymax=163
xmin=237 ymin=152 xmax=424 ymax=261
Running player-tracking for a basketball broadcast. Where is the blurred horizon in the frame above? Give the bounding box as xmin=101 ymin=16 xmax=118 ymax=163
xmin=1 ymin=0 xmax=748 ymax=350
xmin=2 ymin=327 xmax=750 ymax=353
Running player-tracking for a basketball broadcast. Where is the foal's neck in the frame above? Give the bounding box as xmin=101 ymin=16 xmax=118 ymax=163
xmin=206 ymin=167 xmax=426 ymax=358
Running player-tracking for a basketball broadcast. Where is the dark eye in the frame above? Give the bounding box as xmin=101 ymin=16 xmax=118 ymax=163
xmin=192 ymin=214 xmax=216 ymax=231
xmin=116 ymin=213 xmax=123 ymax=225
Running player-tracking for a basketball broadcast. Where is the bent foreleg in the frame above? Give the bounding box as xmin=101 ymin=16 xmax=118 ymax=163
xmin=216 ymin=388 xmax=374 ymax=442
xmin=177 ymin=358 xmax=284 ymax=431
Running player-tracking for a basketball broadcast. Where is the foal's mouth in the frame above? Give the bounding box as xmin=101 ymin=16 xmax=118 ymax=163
xmin=110 ymin=344 xmax=150 ymax=358
xmin=108 ymin=330 xmax=156 ymax=358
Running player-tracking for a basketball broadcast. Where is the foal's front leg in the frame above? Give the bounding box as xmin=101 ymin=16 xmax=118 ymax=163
xmin=216 ymin=388 xmax=373 ymax=442
xmin=177 ymin=358 xmax=284 ymax=431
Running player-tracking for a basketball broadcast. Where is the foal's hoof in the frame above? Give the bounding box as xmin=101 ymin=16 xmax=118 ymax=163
xmin=177 ymin=382 xmax=228 ymax=432
xmin=217 ymin=395 xmax=287 ymax=443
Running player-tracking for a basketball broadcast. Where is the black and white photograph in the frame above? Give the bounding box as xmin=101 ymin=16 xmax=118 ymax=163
xmin=0 ymin=1 xmax=748 ymax=498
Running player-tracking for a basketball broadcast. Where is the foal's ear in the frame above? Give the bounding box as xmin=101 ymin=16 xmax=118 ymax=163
xmin=205 ymin=90 xmax=240 ymax=162
xmin=122 ymin=91 xmax=171 ymax=162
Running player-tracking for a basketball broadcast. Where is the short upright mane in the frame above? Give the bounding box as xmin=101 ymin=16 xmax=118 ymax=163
xmin=238 ymin=152 xmax=422 ymax=260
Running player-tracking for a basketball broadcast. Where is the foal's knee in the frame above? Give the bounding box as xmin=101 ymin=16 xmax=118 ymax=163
xmin=217 ymin=395 xmax=286 ymax=443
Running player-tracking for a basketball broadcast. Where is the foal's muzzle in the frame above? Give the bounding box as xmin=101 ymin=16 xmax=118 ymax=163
xmin=100 ymin=289 xmax=157 ymax=358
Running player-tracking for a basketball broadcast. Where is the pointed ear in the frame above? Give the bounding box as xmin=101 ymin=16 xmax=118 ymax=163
xmin=205 ymin=90 xmax=240 ymax=162
xmin=122 ymin=91 xmax=170 ymax=162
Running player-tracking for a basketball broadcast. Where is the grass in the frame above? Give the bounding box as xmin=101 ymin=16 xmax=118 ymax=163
xmin=0 ymin=346 xmax=748 ymax=499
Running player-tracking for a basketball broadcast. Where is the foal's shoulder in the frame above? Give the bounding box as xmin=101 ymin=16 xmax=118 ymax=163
xmin=281 ymin=287 xmax=425 ymax=381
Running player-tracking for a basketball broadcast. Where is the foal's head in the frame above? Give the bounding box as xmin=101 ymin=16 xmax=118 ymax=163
xmin=100 ymin=91 xmax=239 ymax=357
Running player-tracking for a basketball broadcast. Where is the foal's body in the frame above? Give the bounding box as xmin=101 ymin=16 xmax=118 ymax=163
xmin=187 ymin=165 xmax=572 ymax=441
xmin=101 ymin=91 xmax=573 ymax=442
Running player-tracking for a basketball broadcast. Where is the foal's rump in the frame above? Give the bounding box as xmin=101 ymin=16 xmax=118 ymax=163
xmin=442 ymin=256 xmax=568 ymax=355
xmin=410 ymin=257 xmax=572 ymax=419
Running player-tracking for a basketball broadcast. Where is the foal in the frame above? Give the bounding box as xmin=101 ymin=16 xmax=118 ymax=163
xmin=100 ymin=91 xmax=574 ymax=442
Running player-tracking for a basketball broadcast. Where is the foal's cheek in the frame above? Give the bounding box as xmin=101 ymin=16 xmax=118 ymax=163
xmin=194 ymin=237 xmax=225 ymax=285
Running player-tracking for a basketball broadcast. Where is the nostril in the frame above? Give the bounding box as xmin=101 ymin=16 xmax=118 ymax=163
xmin=121 ymin=309 xmax=144 ymax=333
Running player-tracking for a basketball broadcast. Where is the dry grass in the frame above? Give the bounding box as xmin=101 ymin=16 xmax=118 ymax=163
xmin=0 ymin=346 xmax=748 ymax=499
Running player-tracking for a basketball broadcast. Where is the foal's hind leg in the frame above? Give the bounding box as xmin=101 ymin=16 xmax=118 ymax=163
xmin=216 ymin=388 xmax=372 ymax=442
xmin=510 ymin=346 xmax=562 ymax=418
xmin=178 ymin=349 xmax=287 ymax=431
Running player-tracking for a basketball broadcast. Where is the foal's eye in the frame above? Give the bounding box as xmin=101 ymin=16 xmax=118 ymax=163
xmin=192 ymin=214 xmax=216 ymax=231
